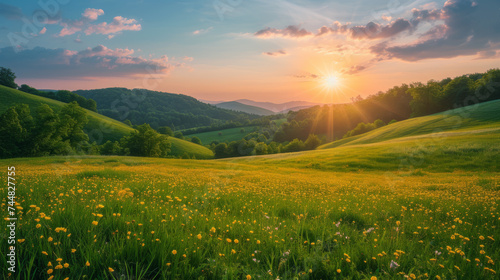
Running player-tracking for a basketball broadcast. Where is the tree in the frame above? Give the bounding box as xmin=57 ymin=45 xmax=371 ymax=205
xmin=254 ymin=142 xmax=268 ymax=155
xmin=58 ymin=101 xmax=89 ymax=151
xmin=100 ymin=140 xmax=122 ymax=155
xmin=158 ymin=126 xmax=174 ymax=136
xmin=282 ymin=139 xmax=305 ymax=153
xmin=122 ymin=124 xmax=171 ymax=157
xmin=214 ymin=143 xmax=228 ymax=158
xmin=191 ymin=136 xmax=202 ymax=145
xmin=304 ymin=134 xmax=321 ymax=150
xmin=0 ymin=67 xmax=17 ymax=89
xmin=0 ymin=107 xmax=25 ymax=158
xmin=30 ymin=104 xmax=62 ymax=156
xmin=174 ymin=131 xmax=184 ymax=139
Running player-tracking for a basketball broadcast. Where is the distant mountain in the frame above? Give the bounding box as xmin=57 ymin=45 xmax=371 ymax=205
xmin=199 ymin=98 xmax=323 ymax=113
xmin=278 ymin=105 xmax=320 ymax=114
xmin=74 ymin=88 xmax=260 ymax=130
xmin=214 ymin=101 xmax=275 ymax=116
xmin=234 ymin=99 xmax=323 ymax=113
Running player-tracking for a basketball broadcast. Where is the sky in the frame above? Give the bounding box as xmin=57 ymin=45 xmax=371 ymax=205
xmin=0 ymin=0 xmax=499 ymax=103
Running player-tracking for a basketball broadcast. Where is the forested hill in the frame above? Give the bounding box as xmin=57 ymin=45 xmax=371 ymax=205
xmin=275 ymin=69 xmax=500 ymax=142
xmin=74 ymin=88 xmax=260 ymax=130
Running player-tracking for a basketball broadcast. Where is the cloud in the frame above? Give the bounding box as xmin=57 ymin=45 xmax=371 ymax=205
xmin=342 ymin=65 xmax=366 ymax=75
xmin=58 ymin=8 xmax=141 ymax=37
xmin=262 ymin=50 xmax=288 ymax=56
xmin=372 ymin=0 xmax=500 ymax=61
xmin=292 ymin=73 xmax=319 ymax=79
xmin=254 ymin=0 xmax=500 ymax=64
xmin=350 ymin=19 xmax=412 ymax=40
xmin=254 ymin=18 xmax=414 ymax=40
xmin=82 ymin=8 xmax=104 ymax=21
xmin=0 ymin=4 xmax=23 ymax=20
xmin=84 ymin=16 xmax=141 ymax=35
xmin=39 ymin=27 xmax=47 ymax=35
xmin=192 ymin=27 xmax=213 ymax=35
xmin=0 ymin=45 xmax=178 ymax=79
xmin=255 ymin=25 xmax=313 ymax=38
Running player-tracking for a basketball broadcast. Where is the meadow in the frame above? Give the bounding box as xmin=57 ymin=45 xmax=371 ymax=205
xmin=1 ymin=143 xmax=498 ymax=279
xmin=1 ymin=100 xmax=499 ymax=279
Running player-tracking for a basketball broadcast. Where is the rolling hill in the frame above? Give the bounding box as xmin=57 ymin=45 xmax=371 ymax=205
xmin=224 ymin=100 xmax=500 ymax=172
xmin=214 ymin=101 xmax=275 ymax=116
xmin=74 ymin=88 xmax=259 ymax=130
xmin=319 ymin=99 xmax=500 ymax=149
xmin=234 ymin=99 xmax=323 ymax=113
xmin=0 ymin=85 xmax=214 ymax=159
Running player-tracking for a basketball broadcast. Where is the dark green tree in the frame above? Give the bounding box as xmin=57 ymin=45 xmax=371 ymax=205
xmin=0 ymin=67 xmax=17 ymax=89
xmin=58 ymin=101 xmax=89 ymax=151
xmin=191 ymin=136 xmax=202 ymax=145
xmin=174 ymin=131 xmax=184 ymax=139
xmin=123 ymin=124 xmax=171 ymax=157
xmin=158 ymin=126 xmax=174 ymax=136
xmin=304 ymin=134 xmax=321 ymax=150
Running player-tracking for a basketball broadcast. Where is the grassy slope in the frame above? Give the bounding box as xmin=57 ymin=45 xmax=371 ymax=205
xmin=320 ymin=99 xmax=500 ymax=149
xmin=0 ymin=85 xmax=133 ymax=142
xmin=168 ymin=137 xmax=213 ymax=159
xmin=184 ymin=126 xmax=258 ymax=144
xmin=0 ymin=85 xmax=214 ymax=159
xmin=223 ymin=100 xmax=500 ymax=172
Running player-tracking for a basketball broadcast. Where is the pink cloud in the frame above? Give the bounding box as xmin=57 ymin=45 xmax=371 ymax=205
xmin=84 ymin=16 xmax=141 ymax=35
xmin=39 ymin=27 xmax=47 ymax=34
xmin=57 ymin=9 xmax=141 ymax=37
xmin=82 ymin=8 xmax=104 ymax=21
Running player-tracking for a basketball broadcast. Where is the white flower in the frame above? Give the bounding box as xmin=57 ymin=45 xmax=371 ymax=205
xmin=365 ymin=227 xmax=375 ymax=233
xmin=390 ymin=260 xmax=400 ymax=270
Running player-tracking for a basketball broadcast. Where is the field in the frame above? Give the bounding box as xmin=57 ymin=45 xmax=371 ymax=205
xmin=184 ymin=126 xmax=259 ymax=144
xmin=0 ymin=85 xmax=214 ymax=159
xmin=1 ymin=100 xmax=499 ymax=279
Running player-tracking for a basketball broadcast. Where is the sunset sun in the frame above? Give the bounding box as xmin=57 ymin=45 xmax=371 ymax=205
xmin=323 ymin=74 xmax=340 ymax=90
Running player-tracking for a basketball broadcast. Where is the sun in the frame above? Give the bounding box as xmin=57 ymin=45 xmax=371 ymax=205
xmin=321 ymin=74 xmax=342 ymax=91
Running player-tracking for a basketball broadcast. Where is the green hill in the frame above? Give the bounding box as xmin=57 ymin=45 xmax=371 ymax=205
xmin=0 ymin=85 xmax=132 ymax=142
xmin=74 ymin=88 xmax=259 ymax=130
xmin=214 ymin=101 xmax=275 ymax=116
xmin=319 ymin=99 xmax=500 ymax=149
xmin=0 ymin=85 xmax=214 ymax=159
xmin=185 ymin=126 xmax=258 ymax=144
xmin=224 ymin=100 xmax=500 ymax=172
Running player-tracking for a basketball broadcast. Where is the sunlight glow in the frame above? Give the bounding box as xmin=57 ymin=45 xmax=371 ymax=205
xmin=322 ymin=74 xmax=340 ymax=90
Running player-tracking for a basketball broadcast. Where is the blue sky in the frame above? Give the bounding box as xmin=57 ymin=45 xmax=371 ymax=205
xmin=0 ymin=0 xmax=499 ymax=103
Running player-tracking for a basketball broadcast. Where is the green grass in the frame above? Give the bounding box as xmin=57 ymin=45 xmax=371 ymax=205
xmin=320 ymin=99 xmax=500 ymax=149
xmin=0 ymin=99 xmax=499 ymax=279
xmin=0 ymin=85 xmax=214 ymax=159
xmin=185 ymin=126 xmax=259 ymax=144
xmin=168 ymin=137 xmax=214 ymax=159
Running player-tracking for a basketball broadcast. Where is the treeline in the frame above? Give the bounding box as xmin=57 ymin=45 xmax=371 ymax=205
xmin=74 ymin=88 xmax=262 ymax=130
xmin=0 ymin=102 xmax=92 ymax=158
xmin=181 ymin=114 xmax=284 ymax=135
xmin=18 ymin=84 xmax=97 ymax=112
xmin=344 ymin=119 xmax=394 ymax=138
xmin=211 ymin=132 xmax=321 ymax=158
xmin=277 ymin=69 xmax=500 ymax=141
xmin=0 ymin=102 xmax=171 ymax=159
